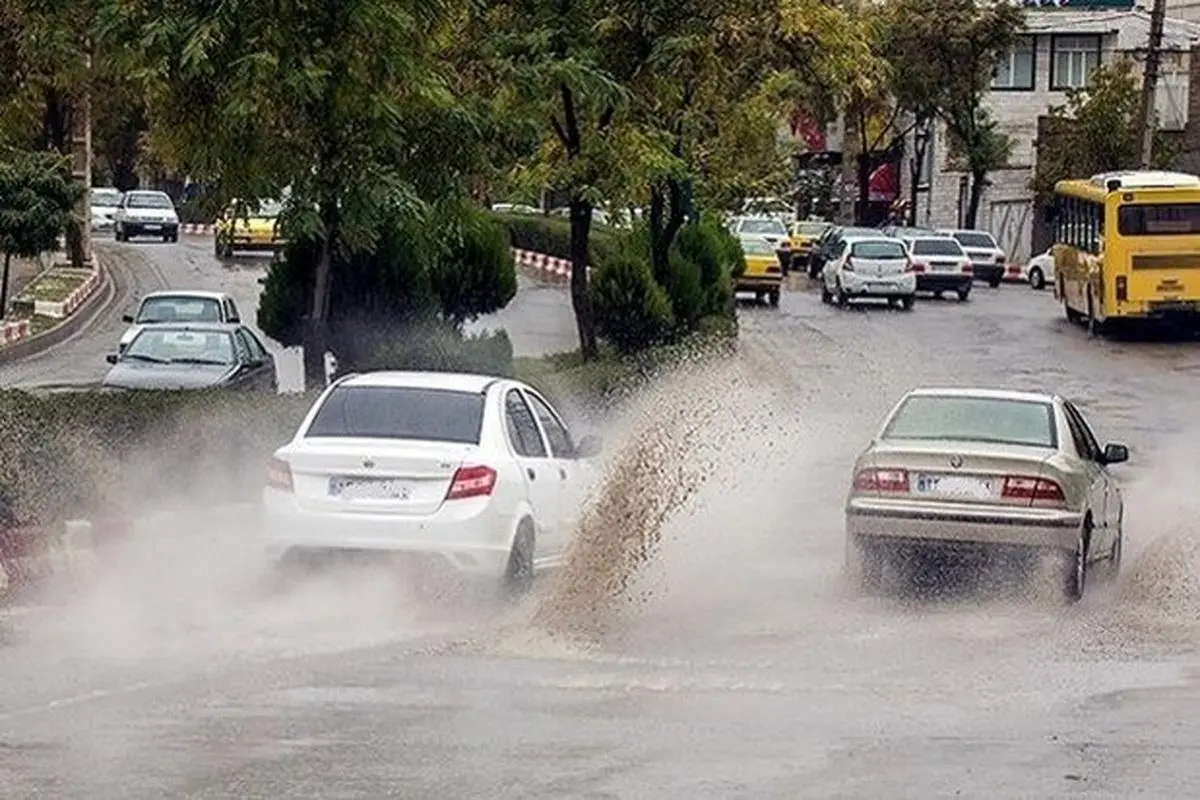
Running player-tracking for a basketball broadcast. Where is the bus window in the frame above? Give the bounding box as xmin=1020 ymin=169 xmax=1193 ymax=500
xmin=1118 ymin=202 xmax=1200 ymax=236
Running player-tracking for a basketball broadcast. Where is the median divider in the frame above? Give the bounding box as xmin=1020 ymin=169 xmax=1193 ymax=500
xmin=511 ymin=248 xmax=590 ymax=282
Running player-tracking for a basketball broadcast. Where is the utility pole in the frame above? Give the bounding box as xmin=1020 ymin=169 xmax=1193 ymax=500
xmin=1138 ymin=0 xmax=1167 ymax=169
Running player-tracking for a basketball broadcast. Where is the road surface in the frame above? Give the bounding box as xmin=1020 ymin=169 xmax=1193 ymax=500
xmin=4 ymin=265 xmax=1200 ymax=797
xmin=0 ymin=236 xmax=576 ymax=392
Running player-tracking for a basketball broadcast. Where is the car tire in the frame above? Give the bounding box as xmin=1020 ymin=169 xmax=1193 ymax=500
xmin=767 ymin=288 xmax=780 ymax=307
xmin=114 ymin=226 xmax=124 ymax=242
xmin=808 ymin=259 xmax=822 ymax=279
xmin=1063 ymin=525 xmax=1090 ymax=604
xmin=956 ymin=287 xmax=971 ymax=302
xmin=1029 ymin=267 xmax=1045 ymax=290
xmin=820 ymin=284 xmax=832 ymax=304
xmin=502 ymin=521 xmax=536 ymax=599
xmin=846 ymin=534 xmax=884 ymax=595
xmin=933 ymin=290 xmax=944 ymax=300
xmin=988 ymin=276 xmax=1002 ymax=288
xmin=899 ymin=295 xmax=915 ymax=311
xmin=836 ymin=283 xmax=848 ymax=307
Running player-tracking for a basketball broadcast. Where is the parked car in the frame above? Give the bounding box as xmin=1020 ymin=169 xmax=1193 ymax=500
xmin=820 ymin=236 xmax=916 ymax=310
xmin=1022 ymin=247 xmax=1056 ymax=290
xmin=903 ymin=235 xmax=974 ymax=301
xmin=103 ymin=322 xmax=277 ymax=391
xmin=214 ymin=199 xmax=286 ymax=258
xmin=89 ymin=187 xmax=122 ymax=232
xmin=788 ymin=219 xmax=832 ymax=267
xmin=808 ymin=225 xmax=879 ymax=279
xmin=118 ymin=290 xmax=243 ymax=352
xmin=114 ymin=190 xmax=180 ymax=243
xmin=935 ymin=229 xmax=1007 ymax=287
xmin=879 ymin=225 xmax=936 ymax=239
xmin=261 ymin=371 xmax=604 ymax=595
xmin=844 ymin=387 xmax=1127 ymax=602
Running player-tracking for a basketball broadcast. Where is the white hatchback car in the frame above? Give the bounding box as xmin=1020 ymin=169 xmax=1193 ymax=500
xmin=262 ymin=371 xmax=602 ymax=594
xmin=1022 ymin=247 xmax=1056 ymax=290
xmin=821 ymin=235 xmax=917 ymax=309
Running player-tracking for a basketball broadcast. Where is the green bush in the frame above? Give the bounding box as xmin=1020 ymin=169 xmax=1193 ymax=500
xmin=0 ymin=389 xmax=314 ymax=526
xmin=673 ymin=216 xmax=741 ymax=317
xmin=354 ymin=324 xmax=515 ymax=376
xmin=433 ymin=203 xmax=518 ymax=328
xmin=590 ymin=243 xmax=675 ymax=355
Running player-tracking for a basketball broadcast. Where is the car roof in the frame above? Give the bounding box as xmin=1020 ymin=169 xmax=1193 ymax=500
xmin=125 ymin=189 xmax=171 ymax=196
xmin=141 ymin=290 xmax=231 ymax=301
xmin=337 ymin=371 xmax=510 ymax=393
xmin=843 ymin=235 xmax=906 ymax=244
xmin=939 ymin=228 xmax=997 ymax=237
xmin=906 ymin=234 xmax=962 ymax=242
xmin=904 ymin=387 xmax=1056 ymax=404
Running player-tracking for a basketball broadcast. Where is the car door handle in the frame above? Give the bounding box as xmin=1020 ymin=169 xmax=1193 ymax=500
xmin=527 ymin=468 xmax=536 ymax=480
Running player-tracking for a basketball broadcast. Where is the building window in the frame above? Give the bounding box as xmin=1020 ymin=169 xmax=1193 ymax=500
xmin=993 ymin=36 xmax=1036 ymax=90
xmin=1051 ymin=35 xmax=1101 ymax=90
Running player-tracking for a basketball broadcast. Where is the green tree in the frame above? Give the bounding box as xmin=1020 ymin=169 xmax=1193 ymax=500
xmin=1031 ymin=59 xmax=1174 ymax=202
xmin=106 ymin=0 xmax=469 ymax=387
xmin=0 ymin=148 xmax=81 ymax=316
xmin=888 ymin=0 xmax=1023 ymax=227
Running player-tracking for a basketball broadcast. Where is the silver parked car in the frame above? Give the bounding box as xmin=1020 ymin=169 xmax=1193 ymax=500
xmin=844 ymin=388 xmax=1127 ymax=602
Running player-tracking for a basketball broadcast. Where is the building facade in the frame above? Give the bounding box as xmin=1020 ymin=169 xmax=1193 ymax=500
xmin=910 ymin=1 xmax=1200 ymax=263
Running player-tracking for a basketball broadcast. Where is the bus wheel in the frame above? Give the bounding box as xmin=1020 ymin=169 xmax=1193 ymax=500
xmin=1086 ymin=288 xmax=1104 ymax=337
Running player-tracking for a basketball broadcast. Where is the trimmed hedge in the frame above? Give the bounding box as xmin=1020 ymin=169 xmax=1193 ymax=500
xmin=494 ymin=212 xmax=619 ymax=266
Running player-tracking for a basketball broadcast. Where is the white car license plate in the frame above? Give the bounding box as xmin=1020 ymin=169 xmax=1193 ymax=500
xmin=914 ymin=473 xmax=995 ymax=499
xmin=143 ymin=224 xmax=161 ymax=231
xmin=329 ymin=476 xmax=412 ymax=500
xmin=869 ymin=281 xmax=892 ymax=290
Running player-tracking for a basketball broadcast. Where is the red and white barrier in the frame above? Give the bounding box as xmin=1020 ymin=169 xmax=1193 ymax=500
xmin=182 ymin=223 xmax=215 ymax=235
xmin=2 ymin=319 xmax=30 ymax=346
xmin=512 ymin=248 xmax=590 ymax=280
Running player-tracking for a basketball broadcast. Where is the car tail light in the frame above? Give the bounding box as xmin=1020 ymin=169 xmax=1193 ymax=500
xmin=1001 ymin=475 xmax=1066 ymax=507
xmin=266 ymin=457 xmax=293 ymax=492
xmin=907 ymin=260 xmax=926 ymax=273
xmin=961 ymin=261 xmax=973 ymax=273
xmin=1116 ymin=275 xmax=1128 ymax=302
xmin=844 ymin=257 xmax=856 ymax=272
xmin=445 ymin=465 xmax=497 ymax=500
xmin=767 ymin=265 xmax=781 ymax=274
xmin=853 ymin=468 xmax=909 ymax=493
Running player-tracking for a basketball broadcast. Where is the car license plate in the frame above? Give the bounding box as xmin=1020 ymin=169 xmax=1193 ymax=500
xmin=914 ymin=473 xmax=995 ymax=499
xmin=329 ymin=476 xmax=412 ymax=500
xmin=930 ymin=262 xmax=956 ymax=272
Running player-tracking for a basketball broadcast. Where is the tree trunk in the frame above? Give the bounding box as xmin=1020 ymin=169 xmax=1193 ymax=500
xmin=908 ymin=120 xmax=930 ymax=227
xmin=0 ymin=252 xmax=11 ymax=319
xmin=965 ymin=171 xmax=987 ymax=229
xmin=568 ymin=197 xmax=598 ymax=360
xmin=303 ymin=200 xmax=338 ymax=389
xmin=648 ymin=180 xmax=686 ymax=287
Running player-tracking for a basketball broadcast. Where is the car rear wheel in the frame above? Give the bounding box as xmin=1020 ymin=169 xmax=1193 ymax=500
xmin=836 ymin=284 xmax=848 ymax=307
xmin=899 ymin=295 xmax=915 ymax=311
xmin=1029 ymin=267 xmax=1045 ymax=290
xmin=988 ymin=276 xmax=1002 ymax=288
xmin=956 ymin=287 xmax=971 ymax=302
xmin=846 ymin=534 xmax=884 ymax=595
xmin=503 ymin=521 xmax=535 ymax=599
xmin=1062 ymin=525 xmax=1090 ymax=603
xmin=767 ymin=288 xmax=780 ymax=307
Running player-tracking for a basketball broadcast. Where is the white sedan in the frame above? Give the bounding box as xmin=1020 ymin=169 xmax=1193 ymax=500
xmin=262 ymin=371 xmax=602 ymax=595
xmin=844 ymin=388 xmax=1127 ymax=602
xmin=1022 ymin=247 xmax=1056 ymax=290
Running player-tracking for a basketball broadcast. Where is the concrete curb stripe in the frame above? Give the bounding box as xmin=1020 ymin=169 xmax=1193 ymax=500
xmin=31 ymin=269 xmax=101 ymax=319
xmin=182 ymin=224 xmax=215 ymax=235
xmin=511 ymin=248 xmax=588 ymax=279
xmin=1 ymin=319 xmax=29 ymax=345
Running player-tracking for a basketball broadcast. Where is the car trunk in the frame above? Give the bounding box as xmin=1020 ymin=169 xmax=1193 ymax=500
xmin=284 ymin=438 xmax=475 ymax=516
xmin=865 ymin=439 xmax=1056 ymax=508
xmin=743 ymin=255 xmax=782 ymax=278
xmin=848 ymin=254 xmax=908 ymax=277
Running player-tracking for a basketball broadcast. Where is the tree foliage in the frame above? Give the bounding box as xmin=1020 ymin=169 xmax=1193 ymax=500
xmin=886 ymin=0 xmax=1023 ymax=227
xmin=1031 ymin=59 xmax=1175 ymax=203
xmin=0 ymin=147 xmax=82 ymax=316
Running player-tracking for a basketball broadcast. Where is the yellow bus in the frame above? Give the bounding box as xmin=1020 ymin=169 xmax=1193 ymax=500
xmin=1050 ymin=170 xmax=1200 ymax=332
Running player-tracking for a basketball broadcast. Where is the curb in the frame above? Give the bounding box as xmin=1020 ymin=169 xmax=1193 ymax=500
xmin=30 ymin=268 xmax=100 ymax=319
xmin=182 ymin=224 xmax=215 ymax=236
xmin=0 ymin=258 xmax=114 ymax=364
xmin=1 ymin=319 xmax=30 ymax=345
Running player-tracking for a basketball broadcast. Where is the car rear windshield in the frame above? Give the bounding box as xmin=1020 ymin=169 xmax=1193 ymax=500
xmin=137 ymin=296 xmax=223 ymax=323
xmin=795 ymin=222 xmax=829 ymax=236
xmin=911 ymin=239 xmax=964 ymax=256
xmin=882 ymin=395 xmax=1057 ymax=448
xmin=305 ymin=386 xmax=486 ymax=444
xmin=741 ymin=239 xmax=778 ymax=255
xmin=741 ymin=219 xmax=787 ymax=235
xmin=851 ymin=240 xmax=907 ymax=259
xmin=127 ymin=193 xmax=173 ymax=209
xmin=952 ymin=231 xmax=997 ymax=249
xmin=92 ymin=189 xmax=121 ymax=206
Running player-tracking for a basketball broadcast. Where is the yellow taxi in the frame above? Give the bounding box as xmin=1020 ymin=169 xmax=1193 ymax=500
xmin=789 ymin=219 xmax=832 ymax=261
xmin=214 ymin=199 xmax=285 ymax=258
xmin=736 ymin=238 xmax=785 ymax=307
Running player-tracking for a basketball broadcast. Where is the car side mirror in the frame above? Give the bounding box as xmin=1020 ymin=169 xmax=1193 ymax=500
xmin=105 ymin=354 xmax=118 ymax=365
xmin=1101 ymin=442 xmax=1129 ymax=465
xmin=574 ymin=434 xmax=603 ymax=459
xmin=122 ymin=314 xmax=134 ymax=323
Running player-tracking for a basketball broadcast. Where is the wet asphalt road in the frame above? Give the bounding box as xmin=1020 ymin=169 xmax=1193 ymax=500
xmin=5 ymin=250 xmax=1200 ymax=796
